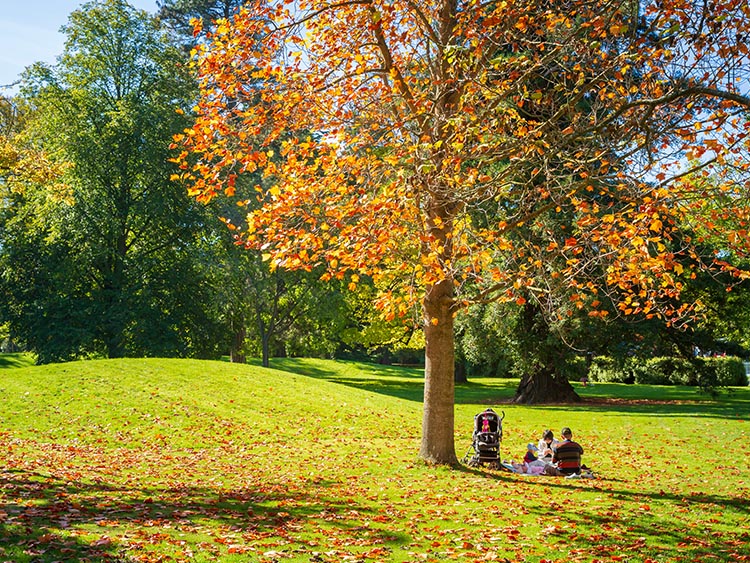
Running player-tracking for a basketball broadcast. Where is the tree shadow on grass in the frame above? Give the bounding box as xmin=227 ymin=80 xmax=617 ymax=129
xmin=266 ymin=358 xmax=522 ymax=404
xmin=0 ymin=468 xmax=409 ymax=562
xmin=518 ymin=398 xmax=750 ymax=420
xmin=268 ymin=358 xmax=750 ymax=420
xmin=0 ymin=353 xmax=34 ymax=370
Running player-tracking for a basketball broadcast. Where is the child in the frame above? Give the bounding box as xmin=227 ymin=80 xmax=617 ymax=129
xmin=507 ymin=443 xmax=549 ymax=475
xmin=510 ymin=461 xmax=546 ymax=475
xmin=523 ymin=443 xmax=539 ymax=464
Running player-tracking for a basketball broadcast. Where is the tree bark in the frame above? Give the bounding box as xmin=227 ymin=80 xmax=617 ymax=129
xmin=420 ymin=276 xmax=459 ymax=465
xmin=511 ymin=300 xmax=581 ymax=404
xmin=454 ymin=360 xmax=467 ymax=384
xmin=261 ymin=332 xmax=271 ymax=367
xmin=230 ymin=326 xmax=246 ymax=364
xmin=512 ymin=366 xmax=581 ymax=404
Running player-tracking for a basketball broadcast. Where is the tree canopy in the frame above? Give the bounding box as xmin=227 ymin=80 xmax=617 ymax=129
xmin=177 ymin=0 xmax=750 ymax=464
xmin=0 ymin=0 xmax=224 ymax=362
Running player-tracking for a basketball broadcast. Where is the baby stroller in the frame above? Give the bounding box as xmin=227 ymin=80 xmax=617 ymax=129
xmin=462 ymin=408 xmax=505 ymax=469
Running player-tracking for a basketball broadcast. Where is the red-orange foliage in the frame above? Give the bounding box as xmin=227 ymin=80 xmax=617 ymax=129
xmin=175 ymin=0 xmax=750 ymax=463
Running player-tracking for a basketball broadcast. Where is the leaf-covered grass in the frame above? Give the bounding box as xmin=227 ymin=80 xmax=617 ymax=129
xmin=0 ymin=357 xmax=748 ymax=562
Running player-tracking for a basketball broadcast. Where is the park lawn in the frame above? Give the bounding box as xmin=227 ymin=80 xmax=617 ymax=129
xmin=0 ymin=352 xmax=35 ymax=370
xmin=0 ymin=357 xmax=747 ymax=563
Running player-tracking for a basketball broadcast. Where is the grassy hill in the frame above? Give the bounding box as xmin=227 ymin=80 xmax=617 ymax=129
xmin=0 ymin=352 xmax=35 ymax=369
xmin=0 ymin=357 xmax=748 ymax=562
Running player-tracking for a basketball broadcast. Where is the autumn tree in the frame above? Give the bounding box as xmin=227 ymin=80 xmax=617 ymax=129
xmin=177 ymin=0 xmax=750 ymax=464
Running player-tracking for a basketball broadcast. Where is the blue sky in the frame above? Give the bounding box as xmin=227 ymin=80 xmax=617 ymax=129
xmin=1 ymin=1 xmax=158 ymax=91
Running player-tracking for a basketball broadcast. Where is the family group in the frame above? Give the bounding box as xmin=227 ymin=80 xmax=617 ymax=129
xmin=508 ymin=427 xmax=593 ymax=478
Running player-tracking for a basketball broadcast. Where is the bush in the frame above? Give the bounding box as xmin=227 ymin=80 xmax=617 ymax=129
xmin=561 ymin=355 xmax=588 ymax=382
xmin=698 ymin=356 xmax=748 ymax=387
xmin=633 ymin=357 xmax=695 ymax=385
xmin=465 ymin=355 xmax=513 ymax=378
xmin=588 ymin=355 xmax=748 ymax=387
xmin=589 ymin=356 xmax=631 ymax=383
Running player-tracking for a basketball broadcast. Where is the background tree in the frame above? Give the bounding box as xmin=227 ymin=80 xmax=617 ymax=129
xmin=160 ymin=0 xmax=366 ymax=365
xmin=0 ymin=97 xmax=79 ymax=361
xmin=178 ymin=0 xmax=750 ymax=464
xmin=0 ymin=0 xmax=224 ymax=362
xmin=156 ymin=0 xmax=246 ymax=46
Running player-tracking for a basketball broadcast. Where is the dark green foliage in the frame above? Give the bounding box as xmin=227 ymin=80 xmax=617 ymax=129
xmin=454 ymin=303 xmax=515 ymax=378
xmin=560 ymin=355 xmax=589 ymax=382
xmin=156 ymin=0 xmax=246 ymax=47
xmin=631 ymin=357 xmax=697 ymax=386
xmin=0 ymin=0 xmax=224 ymax=363
xmin=697 ymin=356 xmax=748 ymax=388
xmin=589 ymin=356 xmax=630 ymax=383
xmin=589 ymin=355 xmax=748 ymax=388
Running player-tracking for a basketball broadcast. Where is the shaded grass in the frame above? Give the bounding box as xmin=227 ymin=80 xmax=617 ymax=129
xmin=268 ymin=356 xmax=750 ymax=417
xmin=0 ymin=352 xmax=35 ymax=369
xmin=0 ymin=357 xmax=748 ymax=562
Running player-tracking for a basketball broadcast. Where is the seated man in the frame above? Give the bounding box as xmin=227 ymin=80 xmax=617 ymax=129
xmin=546 ymin=427 xmax=584 ymax=476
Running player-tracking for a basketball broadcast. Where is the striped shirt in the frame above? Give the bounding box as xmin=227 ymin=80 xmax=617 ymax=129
xmin=553 ymin=439 xmax=584 ymax=474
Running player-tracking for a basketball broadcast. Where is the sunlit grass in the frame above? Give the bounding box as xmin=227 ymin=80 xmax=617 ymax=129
xmin=0 ymin=357 xmax=748 ymax=562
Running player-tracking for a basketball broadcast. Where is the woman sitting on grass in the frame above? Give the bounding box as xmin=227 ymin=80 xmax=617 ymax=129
xmin=537 ymin=429 xmax=559 ymax=460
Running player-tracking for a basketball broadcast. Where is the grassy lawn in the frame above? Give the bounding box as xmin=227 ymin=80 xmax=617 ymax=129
xmin=0 ymin=352 xmax=35 ymax=370
xmin=0 ymin=356 xmax=748 ymax=562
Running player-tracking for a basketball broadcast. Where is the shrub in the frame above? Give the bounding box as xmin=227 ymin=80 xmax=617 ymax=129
xmin=588 ymin=355 xmax=748 ymax=388
xmin=589 ymin=356 xmax=631 ymax=383
xmin=589 ymin=356 xmax=748 ymax=389
xmin=698 ymin=356 xmax=748 ymax=387
xmin=561 ymin=355 xmax=588 ymax=382
xmin=633 ymin=357 xmax=695 ymax=385
xmin=466 ymin=356 xmax=514 ymax=378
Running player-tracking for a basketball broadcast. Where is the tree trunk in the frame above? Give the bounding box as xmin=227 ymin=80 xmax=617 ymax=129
xmin=454 ymin=360 xmax=467 ymax=383
xmin=512 ymin=366 xmax=581 ymax=404
xmin=230 ymin=326 xmax=246 ymax=364
xmin=102 ymin=283 xmax=125 ymax=358
xmin=419 ymin=277 xmax=459 ymax=465
xmin=511 ymin=299 xmax=581 ymax=404
xmin=261 ymin=333 xmax=271 ymax=368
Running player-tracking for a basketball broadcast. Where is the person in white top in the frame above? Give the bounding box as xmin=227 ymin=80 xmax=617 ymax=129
xmin=537 ymin=429 xmax=559 ymax=460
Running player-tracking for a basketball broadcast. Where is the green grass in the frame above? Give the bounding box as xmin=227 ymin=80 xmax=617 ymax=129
xmin=1 ymin=357 xmax=749 ymax=562
xmin=0 ymin=352 xmax=35 ymax=369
